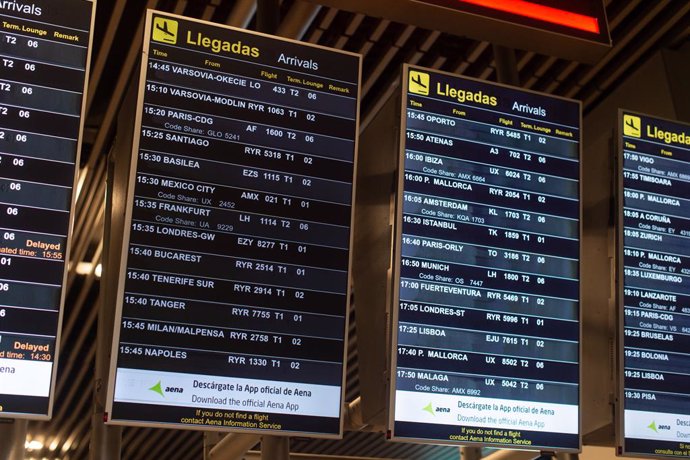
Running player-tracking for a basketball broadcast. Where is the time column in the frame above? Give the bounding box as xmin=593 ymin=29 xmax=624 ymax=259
xmin=0 ymin=4 xmax=91 ymax=383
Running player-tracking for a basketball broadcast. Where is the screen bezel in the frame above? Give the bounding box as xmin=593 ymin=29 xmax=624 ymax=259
xmin=615 ymin=109 xmax=690 ymax=458
xmin=0 ymin=0 xmax=97 ymax=421
xmin=387 ymin=63 xmax=583 ymax=452
xmin=104 ymin=9 xmax=362 ymax=437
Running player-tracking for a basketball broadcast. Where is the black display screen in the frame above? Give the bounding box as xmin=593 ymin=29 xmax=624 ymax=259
xmin=106 ymin=11 xmax=360 ymax=437
xmin=0 ymin=0 xmax=93 ymax=419
xmin=619 ymin=111 xmax=690 ymax=457
xmin=389 ymin=65 xmax=581 ymax=450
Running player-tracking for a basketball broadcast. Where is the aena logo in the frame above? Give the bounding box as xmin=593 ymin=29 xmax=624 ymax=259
xmin=149 ymin=380 xmax=183 ymax=397
xmin=422 ymin=402 xmax=450 ymax=416
xmin=648 ymin=421 xmax=671 ymax=433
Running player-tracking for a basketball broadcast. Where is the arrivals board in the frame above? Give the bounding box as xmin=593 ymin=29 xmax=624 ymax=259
xmin=389 ymin=65 xmax=581 ymax=451
xmin=106 ymin=11 xmax=360 ymax=437
xmin=618 ymin=111 xmax=690 ymax=457
xmin=0 ymin=0 xmax=94 ymax=419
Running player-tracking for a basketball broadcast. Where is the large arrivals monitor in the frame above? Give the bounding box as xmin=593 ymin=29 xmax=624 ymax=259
xmin=618 ymin=111 xmax=690 ymax=457
xmin=389 ymin=65 xmax=581 ymax=451
xmin=106 ymin=11 xmax=360 ymax=437
xmin=0 ymin=0 xmax=94 ymax=419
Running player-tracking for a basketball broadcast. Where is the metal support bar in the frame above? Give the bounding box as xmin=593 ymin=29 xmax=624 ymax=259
xmin=88 ymin=68 xmax=142 ymax=460
xmin=207 ymin=398 xmax=381 ymax=459
xmin=461 ymin=446 xmax=483 ymax=460
xmin=87 ymin=143 xmax=122 ymax=460
xmin=556 ymin=453 xmax=579 ymax=460
xmin=227 ymin=0 xmax=257 ymax=28
xmin=208 ymin=433 xmax=260 ymax=460
xmin=260 ymin=436 xmax=289 ymax=460
xmin=343 ymin=397 xmax=384 ymax=432
xmin=244 ymin=454 xmax=406 ymax=460
xmin=493 ymin=44 xmax=520 ymax=86
xmin=352 ymin=92 xmax=401 ymax=429
xmin=482 ymin=450 xmax=538 ymax=460
xmin=276 ymin=1 xmax=321 ymax=39
xmin=344 ymin=397 xmax=364 ymax=430
xmin=0 ymin=419 xmax=27 ymax=460
xmin=257 ymin=0 xmax=280 ymax=34
xmin=203 ymin=432 xmax=225 ymax=460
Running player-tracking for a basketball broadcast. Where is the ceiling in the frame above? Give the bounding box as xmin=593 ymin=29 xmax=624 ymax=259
xmin=14 ymin=0 xmax=690 ymax=459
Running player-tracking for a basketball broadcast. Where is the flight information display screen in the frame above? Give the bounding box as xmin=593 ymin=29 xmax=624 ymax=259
xmin=619 ymin=111 xmax=690 ymax=457
xmin=106 ymin=11 xmax=360 ymax=437
xmin=389 ymin=65 xmax=581 ymax=450
xmin=0 ymin=0 xmax=93 ymax=419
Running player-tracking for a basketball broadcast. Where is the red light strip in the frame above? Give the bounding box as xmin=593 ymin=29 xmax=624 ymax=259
xmin=457 ymin=0 xmax=600 ymax=33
